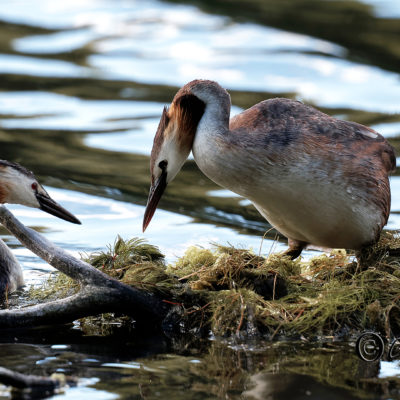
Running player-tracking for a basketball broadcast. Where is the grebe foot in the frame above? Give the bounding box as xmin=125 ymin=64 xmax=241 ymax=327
xmin=283 ymin=239 xmax=307 ymax=260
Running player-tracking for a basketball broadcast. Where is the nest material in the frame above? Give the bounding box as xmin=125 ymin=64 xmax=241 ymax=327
xmin=30 ymin=232 xmax=400 ymax=339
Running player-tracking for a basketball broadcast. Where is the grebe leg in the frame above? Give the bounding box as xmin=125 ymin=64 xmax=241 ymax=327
xmin=283 ymin=239 xmax=307 ymax=260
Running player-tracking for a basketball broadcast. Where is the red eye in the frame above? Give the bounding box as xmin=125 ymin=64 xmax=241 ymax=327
xmin=31 ymin=182 xmax=38 ymax=191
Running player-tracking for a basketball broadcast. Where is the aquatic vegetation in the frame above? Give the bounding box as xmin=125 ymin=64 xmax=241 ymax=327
xmin=83 ymin=236 xmax=165 ymax=279
xmin=28 ymin=232 xmax=400 ymax=340
xmin=28 ymin=272 xmax=79 ymax=301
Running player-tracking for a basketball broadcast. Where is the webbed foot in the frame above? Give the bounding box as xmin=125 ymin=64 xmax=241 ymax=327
xmin=283 ymin=239 xmax=307 ymax=260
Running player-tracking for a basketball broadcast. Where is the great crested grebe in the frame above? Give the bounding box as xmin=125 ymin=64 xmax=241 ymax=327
xmin=143 ymin=79 xmax=396 ymax=259
xmin=0 ymin=160 xmax=81 ymax=295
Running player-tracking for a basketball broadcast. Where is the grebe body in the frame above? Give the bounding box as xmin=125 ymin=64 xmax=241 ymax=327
xmin=143 ymin=80 xmax=395 ymax=258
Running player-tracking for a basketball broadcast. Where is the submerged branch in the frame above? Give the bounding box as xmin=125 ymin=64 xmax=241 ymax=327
xmin=0 ymin=287 xmax=116 ymax=328
xmin=0 ymin=206 xmax=170 ymax=328
xmin=0 ymin=366 xmax=59 ymax=389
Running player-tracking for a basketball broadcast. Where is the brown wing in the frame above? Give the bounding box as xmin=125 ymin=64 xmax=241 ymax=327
xmin=230 ymin=98 xmax=395 ymax=171
xmin=229 ymin=98 xmax=396 ymax=227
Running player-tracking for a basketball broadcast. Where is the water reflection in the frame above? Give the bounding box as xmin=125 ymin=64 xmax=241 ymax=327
xmin=169 ymin=0 xmax=400 ymax=74
xmin=14 ymin=29 xmax=97 ymax=55
xmin=0 ymin=53 xmax=89 ymax=77
xmin=0 ymin=91 xmax=161 ymax=135
xmin=0 ymin=329 xmax=394 ymax=400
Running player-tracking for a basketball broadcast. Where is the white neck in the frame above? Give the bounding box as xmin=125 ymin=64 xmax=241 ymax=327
xmin=190 ymin=83 xmax=274 ymax=201
xmin=195 ymin=95 xmax=230 ymax=137
xmin=191 ymin=83 xmax=231 ymax=180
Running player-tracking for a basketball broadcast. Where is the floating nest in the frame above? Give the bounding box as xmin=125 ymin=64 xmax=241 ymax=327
xmin=30 ymin=233 xmax=400 ymax=340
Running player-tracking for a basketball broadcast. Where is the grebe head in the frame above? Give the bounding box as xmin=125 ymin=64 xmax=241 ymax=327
xmin=0 ymin=160 xmax=81 ymax=224
xmin=143 ymin=80 xmax=208 ymax=231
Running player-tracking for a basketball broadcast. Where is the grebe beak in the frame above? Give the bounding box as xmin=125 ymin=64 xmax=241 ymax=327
xmin=36 ymin=193 xmax=81 ymax=224
xmin=143 ymin=169 xmax=167 ymax=232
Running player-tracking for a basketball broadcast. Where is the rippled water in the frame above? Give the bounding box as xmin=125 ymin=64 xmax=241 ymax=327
xmin=0 ymin=0 xmax=400 ymax=398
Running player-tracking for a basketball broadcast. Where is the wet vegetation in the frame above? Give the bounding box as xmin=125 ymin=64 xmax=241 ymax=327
xmin=26 ymin=232 xmax=400 ymax=342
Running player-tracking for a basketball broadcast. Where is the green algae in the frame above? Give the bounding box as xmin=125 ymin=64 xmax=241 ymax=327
xmin=28 ymin=271 xmax=79 ymax=302
xmin=82 ymin=236 xmax=165 ymax=280
xmin=27 ymin=232 xmax=400 ymax=340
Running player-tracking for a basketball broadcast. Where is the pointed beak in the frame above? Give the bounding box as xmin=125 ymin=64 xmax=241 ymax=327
xmin=143 ymin=169 xmax=167 ymax=232
xmin=36 ymin=193 xmax=81 ymax=224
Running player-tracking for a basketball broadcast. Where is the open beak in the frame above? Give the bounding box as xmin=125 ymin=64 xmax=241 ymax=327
xmin=143 ymin=169 xmax=167 ymax=232
xmin=36 ymin=193 xmax=81 ymax=224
